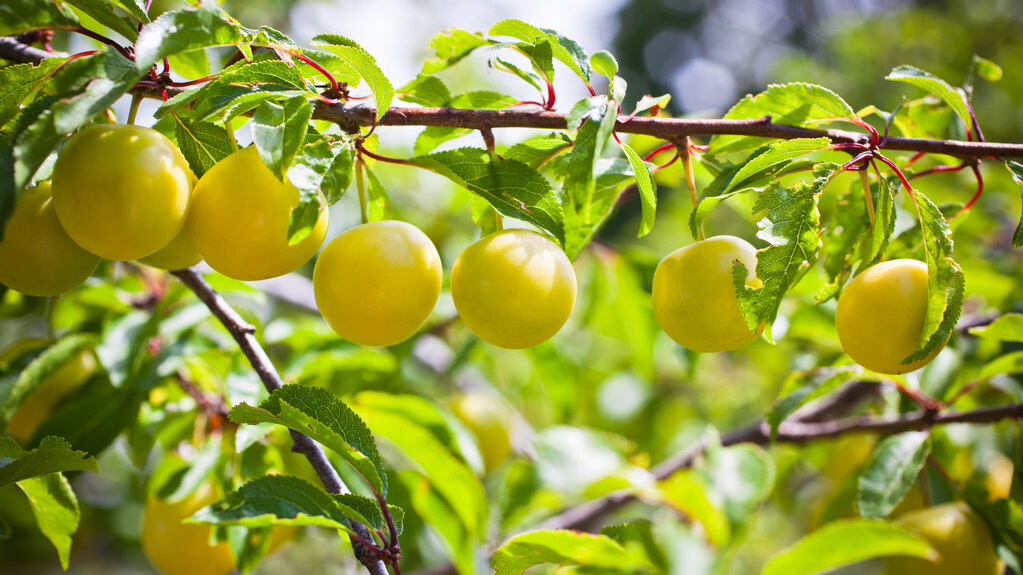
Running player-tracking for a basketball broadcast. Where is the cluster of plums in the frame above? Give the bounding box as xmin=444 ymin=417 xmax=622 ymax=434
xmin=0 ymin=123 xmax=942 ymax=371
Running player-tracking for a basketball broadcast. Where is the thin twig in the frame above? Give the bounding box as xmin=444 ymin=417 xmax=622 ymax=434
xmin=170 ymin=269 xmax=390 ymax=575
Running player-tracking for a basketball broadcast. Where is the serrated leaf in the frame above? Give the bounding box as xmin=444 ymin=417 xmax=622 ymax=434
xmin=0 ymin=334 xmax=97 ymax=427
xmin=599 ymin=521 xmax=667 ymax=570
xmin=18 ymin=473 xmax=79 ymax=569
xmin=492 ymin=57 xmax=543 ymax=93
xmin=0 ymin=58 xmax=64 ymax=127
xmin=504 ymin=137 xmax=571 ymax=168
xmin=766 ymin=368 xmax=858 ymax=440
xmin=172 ymin=116 xmax=232 ymax=177
xmin=421 ymin=28 xmax=490 ymax=75
xmin=1003 ymin=161 xmax=1023 ymax=247
xmin=397 ymin=74 xmax=452 ymax=107
xmin=711 ymin=83 xmax=855 ymax=154
xmin=734 ymin=164 xmax=841 ymax=337
xmin=229 ymin=385 xmax=387 ymax=497
xmin=619 ymin=141 xmax=656 ymax=236
xmin=760 ymin=519 xmax=935 ymax=575
xmin=311 ymin=35 xmax=393 ymax=120
xmin=410 ymin=147 xmax=564 ymax=244
xmin=886 ymin=66 xmax=974 ymax=137
xmin=492 ymin=530 xmax=653 ymax=575
xmin=562 ymin=97 xmax=618 ymax=247
xmin=856 ymin=432 xmax=931 ymax=519
xmin=0 ymin=0 xmax=77 ymax=35
xmin=190 ymin=475 xmax=379 ymax=537
xmin=252 ymin=95 xmax=313 ymax=182
xmin=902 ymin=192 xmax=964 ymax=364
xmin=723 ymin=138 xmax=830 ymax=196
xmin=175 ymin=59 xmax=309 ymax=121
xmin=970 ymin=314 xmax=1023 ymax=342
xmin=489 ymin=20 xmax=592 ymax=85
xmin=0 ymin=436 xmax=99 ymax=486
xmin=63 ymin=0 xmax=141 ymax=41
xmin=134 ymin=4 xmax=246 ymax=71
xmin=515 ymin=37 xmax=554 ymax=83
xmin=288 ymin=137 xmax=354 ymax=205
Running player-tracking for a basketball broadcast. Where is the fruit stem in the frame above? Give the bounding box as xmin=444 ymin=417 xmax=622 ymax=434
xmin=494 ymin=210 xmax=504 ymax=231
xmin=679 ymin=136 xmax=705 ymax=241
xmin=224 ymin=119 xmax=238 ymax=152
xmin=356 ymin=156 xmax=370 ymax=225
xmin=127 ymin=92 xmax=143 ymax=126
xmin=858 ymin=170 xmax=876 ymax=228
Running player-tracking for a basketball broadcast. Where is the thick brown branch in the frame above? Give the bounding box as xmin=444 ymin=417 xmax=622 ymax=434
xmin=0 ymin=37 xmax=51 ymax=65
xmin=171 ymin=269 xmax=389 ymax=575
xmin=316 ymin=103 xmax=1023 ymax=159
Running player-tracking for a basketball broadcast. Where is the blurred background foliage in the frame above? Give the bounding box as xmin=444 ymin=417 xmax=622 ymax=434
xmin=3 ymin=0 xmax=1023 ymax=574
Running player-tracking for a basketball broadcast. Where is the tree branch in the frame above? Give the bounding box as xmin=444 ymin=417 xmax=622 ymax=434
xmin=0 ymin=36 xmax=51 ymax=65
xmin=170 ymin=269 xmax=390 ymax=575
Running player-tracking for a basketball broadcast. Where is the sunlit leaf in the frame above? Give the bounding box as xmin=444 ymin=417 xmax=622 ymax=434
xmin=760 ymin=519 xmax=935 ymax=575
xmin=0 ymin=436 xmax=99 ymax=486
xmin=886 ymin=66 xmax=974 ymax=137
xmin=229 ymin=385 xmax=388 ymax=497
xmin=492 ymin=530 xmax=653 ymax=574
xmin=18 ymin=473 xmax=79 ymax=569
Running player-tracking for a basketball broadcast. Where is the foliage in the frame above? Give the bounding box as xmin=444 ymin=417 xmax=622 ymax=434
xmin=2 ymin=1 xmax=1023 ymax=575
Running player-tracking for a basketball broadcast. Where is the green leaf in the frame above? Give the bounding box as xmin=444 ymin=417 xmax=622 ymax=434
xmin=902 ymin=192 xmax=964 ymax=364
xmin=722 ymin=138 xmax=830 ymax=196
xmin=710 ymin=83 xmax=855 ymax=154
xmin=492 ymin=530 xmax=653 ymax=574
xmin=169 ymin=59 xmax=308 ymax=122
xmin=0 ymin=0 xmax=77 ymax=35
xmin=229 ymin=385 xmax=388 ymax=497
xmin=171 ymin=116 xmax=232 ymax=177
xmin=1003 ymin=161 xmax=1023 ymax=247
xmin=63 ymin=0 xmax=141 ymax=41
xmin=631 ymin=94 xmax=671 ymax=116
xmin=288 ymin=137 xmax=354 ymax=205
xmin=364 ymin=167 xmax=391 ymax=221
xmin=766 ymin=368 xmax=858 ymax=440
xmin=856 ymin=432 xmax=931 ymax=519
xmin=976 ymin=351 xmax=1023 ymax=381
xmin=619 ymin=141 xmax=656 ymax=236
xmin=421 ymin=28 xmax=491 ymax=75
xmin=353 ymin=393 xmax=487 ymax=539
xmin=252 ymin=95 xmax=313 ymax=182
xmin=0 ymin=334 xmax=97 ymax=427
xmin=735 ymin=163 xmax=841 ymax=337
xmin=660 ymin=470 xmax=731 ymax=546
xmin=886 ymin=66 xmax=974 ymax=137
xmin=18 ymin=473 xmax=80 ymax=569
xmin=397 ymin=74 xmax=452 ymax=107
xmin=760 ymin=519 xmax=935 ymax=575
xmin=311 ymin=35 xmax=393 ymax=120
xmin=490 ymin=20 xmax=593 ymax=85
xmin=599 ymin=521 xmax=668 ymax=571
xmin=970 ymin=314 xmax=1023 ymax=342
xmin=134 ymin=4 xmax=246 ymax=71
xmin=410 ymin=147 xmax=564 ymax=244
xmin=0 ymin=436 xmax=99 ymax=486
xmin=504 ymin=136 xmax=571 ymax=169
xmin=190 ymin=475 xmax=384 ymax=537
xmin=52 ymin=48 xmax=145 ymax=134
xmin=590 ymin=50 xmax=619 ymax=80
xmin=561 ymin=97 xmax=618 ymax=250
xmin=0 ymin=58 xmax=64 ymax=127
xmin=962 ymin=489 xmax=1023 ymax=570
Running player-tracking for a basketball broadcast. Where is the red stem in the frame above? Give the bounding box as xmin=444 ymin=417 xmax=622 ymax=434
xmin=545 ymin=80 xmax=556 ymax=110
xmin=873 ymin=151 xmax=915 ymax=196
xmin=61 ymin=27 xmax=134 ymax=61
xmin=642 ymin=142 xmax=676 ymax=163
xmin=956 ymin=162 xmax=985 ymax=214
xmin=357 ymin=143 xmax=413 ymax=166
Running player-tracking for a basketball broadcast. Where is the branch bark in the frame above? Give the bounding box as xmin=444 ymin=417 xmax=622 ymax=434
xmin=171 ymin=269 xmax=390 ymax=575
